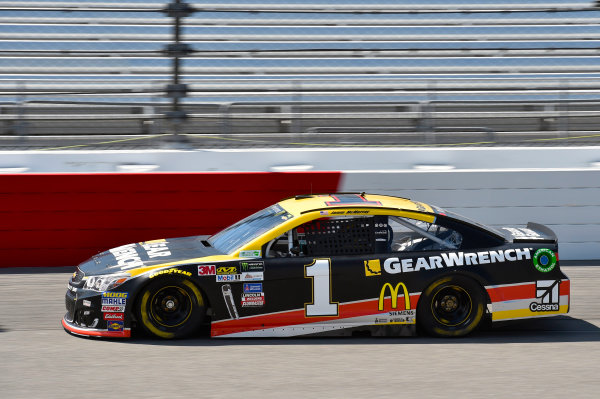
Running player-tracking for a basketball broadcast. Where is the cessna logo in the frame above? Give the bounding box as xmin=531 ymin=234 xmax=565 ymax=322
xmin=383 ymin=248 xmax=531 ymax=274
xmin=530 ymin=280 xmax=560 ymax=312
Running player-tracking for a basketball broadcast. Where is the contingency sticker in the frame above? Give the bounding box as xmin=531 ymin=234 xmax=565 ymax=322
xmin=101 ymin=292 xmax=128 ymax=306
xmin=107 ymin=321 xmax=124 ymax=332
xmin=239 ymin=250 xmax=261 ymax=258
xmin=239 ymin=261 xmax=265 ymax=272
xmin=241 ymin=293 xmax=265 ymax=307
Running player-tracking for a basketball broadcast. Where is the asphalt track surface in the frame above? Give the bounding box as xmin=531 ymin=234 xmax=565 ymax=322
xmin=1 ymin=266 xmax=598 ymax=399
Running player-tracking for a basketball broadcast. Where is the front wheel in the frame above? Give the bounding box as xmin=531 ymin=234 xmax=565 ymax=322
xmin=417 ymin=275 xmax=485 ymax=337
xmin=137 ymin=277 xmax=205 ymax=339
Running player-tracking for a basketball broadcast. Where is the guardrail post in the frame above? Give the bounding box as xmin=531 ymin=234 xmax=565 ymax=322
xmin=219 ymin=103 xmax=232 ymax=134
xmin=291 ymin=80 xmax=302 ymax=134
xmin=162 ymin=0 xmax=195 ymax=145
xmin=558 ymin=79 xmax=570 ymax=137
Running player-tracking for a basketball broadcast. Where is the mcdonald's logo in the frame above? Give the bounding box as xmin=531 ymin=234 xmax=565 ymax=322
xmin=379 ymin=282 xmax=411 ymax=311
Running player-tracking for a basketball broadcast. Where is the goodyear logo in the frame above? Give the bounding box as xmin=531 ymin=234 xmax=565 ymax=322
xmin=217 ymin=266 xmax=238 ymax=275
xmin=378 ymin=282 xmax=410 ymax=311
xmin=149 ymin=269 xmax=192 ymax=278
xmin=364 ymin=259 xmax=381 ymax=276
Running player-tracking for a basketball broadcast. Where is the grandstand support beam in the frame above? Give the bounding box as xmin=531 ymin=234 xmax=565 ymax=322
xmin=162 ymin=0 xmax=194 ymax=145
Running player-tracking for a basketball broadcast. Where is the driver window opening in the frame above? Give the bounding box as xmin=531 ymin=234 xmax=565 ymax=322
xmin=264 ymin=215 xmax=387 ymax=258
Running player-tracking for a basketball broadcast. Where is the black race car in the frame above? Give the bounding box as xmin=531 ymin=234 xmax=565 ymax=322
xmin=63 ymin=193 xmax=569 ymax=339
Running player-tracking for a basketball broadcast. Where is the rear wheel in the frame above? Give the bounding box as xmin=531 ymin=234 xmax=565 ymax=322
xmin=137 ymin=277 xmax=205 ymax=339
xmin=417 ymin=275 xmax=485 ymax=337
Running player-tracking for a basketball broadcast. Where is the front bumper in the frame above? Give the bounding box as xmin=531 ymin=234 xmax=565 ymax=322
xmin=62 ymin=315 xmax=131 ymax=338
xmin=64 ymin=273 xmax=132 ymax=338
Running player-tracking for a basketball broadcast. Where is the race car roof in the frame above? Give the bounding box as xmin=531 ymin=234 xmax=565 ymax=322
xmin=278 ymin=193 xmax=435 ymax=216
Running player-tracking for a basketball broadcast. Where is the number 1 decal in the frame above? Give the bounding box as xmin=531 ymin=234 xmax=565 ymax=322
xmin=305 ymin=259 xmax=339 ymax=317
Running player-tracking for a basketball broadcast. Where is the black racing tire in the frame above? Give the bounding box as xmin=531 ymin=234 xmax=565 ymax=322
xmin=417 ymin=275 xmax=485 ymax=338
xmin=136 ymin=276 xmax=205 ymax=339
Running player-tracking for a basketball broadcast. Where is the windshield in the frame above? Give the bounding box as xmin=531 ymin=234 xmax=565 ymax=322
xmin=208 ymin=204 xmax=293 ymax=254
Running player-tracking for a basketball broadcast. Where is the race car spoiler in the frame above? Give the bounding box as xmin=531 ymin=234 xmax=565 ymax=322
xmin=511 ymin=222 xmax=558 ymax=244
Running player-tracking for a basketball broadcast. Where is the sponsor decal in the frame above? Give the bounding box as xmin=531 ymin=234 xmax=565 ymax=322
xmin=374 ymin=311 xmax=415 ymax=325
xmin=241 ymin=293 xmax=265 ymax=307
xmin=101 ymin=305 xmax=125 ymax=312
xmin=149 ymin=268 xmax=192 ymax=278
xmin=530 ymin=280 xmax=560 ymax=312
xmin=503 ymin=227 xmax=542 ymax=239
xmin=239 ymin=261 xmax=265 ymax=272
xmin=377 ymin=282 xmax=416 ymax=324
xmin=82 ymin=300 xmax=91 ymax=307
xmin=216 ymin=274 xmax=241 ymax=283
xmin=103 ymin=313 xmax=125 ymax=321
xmin=214 ymin=272 xmax=264 ymax=283
xmin=533 ymin=248 xmax=557 ymax=273
xmin=109 ymin=243 xmax=144 ymax=269
xmin=198 ymin=265 xmax=216 ymax=276
xmin=101 ymin=292 xmax=128 ymax=306
xmin=217 ymin=266 xmax=238 ymax=275
xmin=107 ymin=321 xmax=124 ymax=332
xmin=383 ymin=248 xmax=532 ymax=274
xmin=379 ymin=282 xmax=411 ymax=311
xmin=241 ymin=272 xmax=264 ymax=282
xmin=364 ymin=259 xmax=382 ymax=276
xmin=239 ymin=250 xmax=261 ymax=258
xmin=243 ymin=283 xmax=263 ymax=293
xmin=141 ymin=239 xmax=171 ymax=258
xmin=320 ymin=211 xmax=329 ymax=215
xmin=67 ymin=284 xmax=77 ymax=293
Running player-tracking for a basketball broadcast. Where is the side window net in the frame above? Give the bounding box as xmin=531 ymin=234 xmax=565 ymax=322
xmin=303 ymin=217 xmax=378 ymax=256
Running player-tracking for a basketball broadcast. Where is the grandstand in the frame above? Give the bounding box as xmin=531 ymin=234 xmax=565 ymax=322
xmin=1 ymin=0 xmax=600 ymax=147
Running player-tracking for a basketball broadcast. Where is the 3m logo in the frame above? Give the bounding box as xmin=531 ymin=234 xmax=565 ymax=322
xmin=364 ymin=259 xmax=381 ymax=276
xmin=530 ymin=280 xmax=560 ymax=312
xmin=379 ymin=282 xmax=411 ymax=311
xmin=198 ymin=265 xmax=216 ymax=276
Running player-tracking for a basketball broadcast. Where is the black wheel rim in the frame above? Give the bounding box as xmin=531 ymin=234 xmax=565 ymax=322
xmin=431 ymin=285 xmax=472 ymax=327
xmin=149 ymin=286 xmax=193 ymax=328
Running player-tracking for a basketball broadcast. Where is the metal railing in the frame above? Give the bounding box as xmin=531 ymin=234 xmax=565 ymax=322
xmin=1 ymin=1 xmax=600 ymax=146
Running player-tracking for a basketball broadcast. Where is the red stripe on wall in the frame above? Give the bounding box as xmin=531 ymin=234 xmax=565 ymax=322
xmin=0 ymin=172 xmax=342 ymax=267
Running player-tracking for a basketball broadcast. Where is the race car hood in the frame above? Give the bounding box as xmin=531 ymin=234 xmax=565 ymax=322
xmin=499 ymin=223 xmax=558 ymax=244
xmin=79 ymin=235 xmax=222 ymax=275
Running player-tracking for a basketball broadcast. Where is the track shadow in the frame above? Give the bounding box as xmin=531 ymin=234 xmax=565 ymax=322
xmin=120 ymin=315 xmax=600 ymax=347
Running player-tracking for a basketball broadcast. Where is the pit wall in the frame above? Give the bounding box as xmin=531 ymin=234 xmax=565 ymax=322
xmin=0 ymin=147 xmax=598 ymax=266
